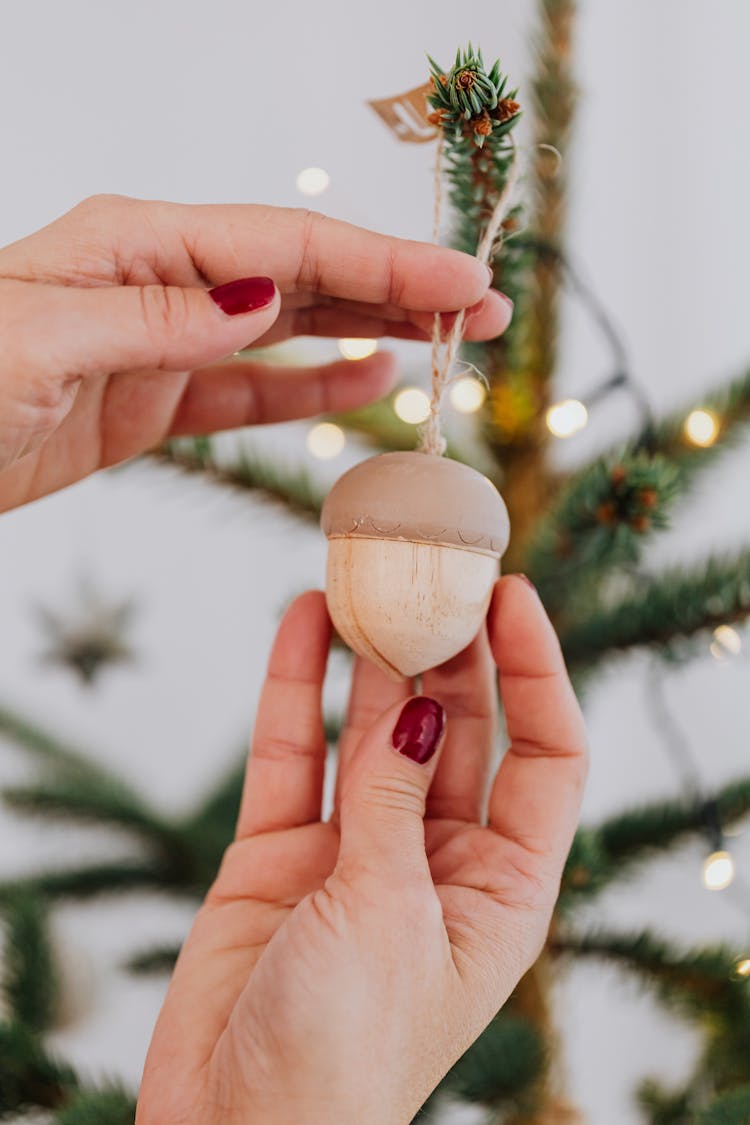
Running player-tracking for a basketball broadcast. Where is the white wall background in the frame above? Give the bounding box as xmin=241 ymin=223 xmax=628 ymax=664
xmin=1 ymin=1 xmax=750 ymax=1121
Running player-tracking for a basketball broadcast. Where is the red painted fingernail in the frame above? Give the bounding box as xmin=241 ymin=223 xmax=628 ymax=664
xmin=392 ymin=697 xmax=445 ymax=764
xmin=517 ymin=573 xmax=537 ymax=593
xmin=498 ymin=291 xmax=514 ymax=313
xmin=209 ymin=276 xmax=276 ymax=316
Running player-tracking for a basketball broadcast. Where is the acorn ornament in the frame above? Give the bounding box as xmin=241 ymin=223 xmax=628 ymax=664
xmin=321 ymin=45 xmax=521 ymax=679
xmin=321 ymin=452 xmax=510 ymax=679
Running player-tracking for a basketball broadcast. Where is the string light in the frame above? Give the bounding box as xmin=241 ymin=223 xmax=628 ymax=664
xmin=734 ymin=958 xmax=750 ymax=979
xmin=546 ymin=398 xmax=589 ymax=439
xmin=338 ymin=339 xmax=378 ymax=360
xmin=710 ymin=624 xmax=743 ymax=661
xmin=703 ymin=850 xmax=736 ymax=891
xmin=394 ymin=388 xmax=431 ymax=424
xmin=306 ymin=422 xmax=345 ymax=460
xmin=296 ymin=167 xmax=331 ymax=196
xmin=449 ymin=376 xmax=487 ymax=414
xmin=684 ymin=409 xmax=719 ymax=448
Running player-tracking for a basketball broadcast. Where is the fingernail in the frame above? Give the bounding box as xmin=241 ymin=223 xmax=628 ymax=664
xmin=485 ymin=263 xmax=495 ymax=284
xmin=209 ymin=276 xmax=276 ymax=316
xmin=392 ymin=697 xmax=445 ymax=764
xmin=497 ymin=291 xmax=514 ymax=313
xmin=517 ymin=573 xmax=537 ymax=593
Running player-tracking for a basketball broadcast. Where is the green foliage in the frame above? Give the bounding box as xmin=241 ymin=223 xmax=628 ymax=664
xmin=525 ymin=451 xmax=680 ymax=610
xmin=427 ymin=44 xmax=520 ymax=149
xmin=439 ymin=1013 xmax=546 ymax=1108
xmin=561 ymin=776 xmax=750 ymax=903
xmin=560 ymin=550 xmax=750 ymax=669
xmin=2 ymin=893 xmax=57 ymax=1033
xmin=52 ymin=1085 xmax=137 ymax=1124
xmin=124 ymin=945 xmax=181 ymax=975
xmin=699 ymin=1087 xmax=750 ymax=1124
xmin=0 ymin=1021 xmax=77 ymax=1118
xmin=637 ymin=1079 xmax=694 ymax=1125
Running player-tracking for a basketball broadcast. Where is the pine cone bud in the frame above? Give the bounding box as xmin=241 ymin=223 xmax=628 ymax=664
xmin=455 ymin=69 xmax=476 ymax=90
xmin=630 ymin=514 xmax=651 ymax=533
xmin=596 ymin=501 xmax=618 ymax=526
xmin=610 ymin=465 xmax=627 ymax=488
xmin=494 ymin=97 xmax=521 ymax=123
xmin=473 ymin=111 xmax=493 ymax=137
xmin=428 ymin=109 xmax=447 ymax=126
xmin=638 ymin=487 xmax=658 ymax=509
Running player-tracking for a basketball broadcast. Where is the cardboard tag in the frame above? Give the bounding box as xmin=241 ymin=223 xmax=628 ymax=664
xmin=367 ymin=81 xmax=437 ymax=144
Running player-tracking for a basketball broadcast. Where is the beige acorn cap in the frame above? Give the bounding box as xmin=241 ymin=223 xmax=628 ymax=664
xmin=320 ymin=450 xmax=510 ymax=559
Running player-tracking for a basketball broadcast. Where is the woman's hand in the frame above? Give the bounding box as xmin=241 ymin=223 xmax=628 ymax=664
xmin=137 ymin=576 xmax=587 ymax=1125
xmin=0 ymin=196 xmax=511 ymax=510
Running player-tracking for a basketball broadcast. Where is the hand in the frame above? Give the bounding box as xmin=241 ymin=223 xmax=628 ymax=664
xmin=137 ymin=576 xmax=587 ymax=1125
xmin=0 ymin=196 xmax=511 ymax=510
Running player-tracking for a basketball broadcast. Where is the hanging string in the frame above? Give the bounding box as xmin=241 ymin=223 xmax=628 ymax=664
xmin=419 ymin=139 xmax=520 ymax=456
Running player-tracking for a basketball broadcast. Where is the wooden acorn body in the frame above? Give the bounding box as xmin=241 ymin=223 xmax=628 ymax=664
xmin=321 ymin=451 xmax=510 ymax=680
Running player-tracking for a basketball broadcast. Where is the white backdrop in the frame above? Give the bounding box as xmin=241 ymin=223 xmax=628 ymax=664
xmin=2 ymin=2 xmax=750 ymax=1121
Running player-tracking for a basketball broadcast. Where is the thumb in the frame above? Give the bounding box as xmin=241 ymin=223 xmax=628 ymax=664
xmin=336 ymin=696 xmax=446 ymax=884
xmin=16 ymin=275 xmax=281 ymax=378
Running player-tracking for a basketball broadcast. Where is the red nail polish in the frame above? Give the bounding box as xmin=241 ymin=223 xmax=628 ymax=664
xmin=392 ymin=697 xmax=445 ymax=764
xmin=497 ymin=291 xmax=514 ymax=313
xmin=209 ymin=276 xmax=276 ymax=316
xmin=517 ymin=573 xmax=537 ymax=593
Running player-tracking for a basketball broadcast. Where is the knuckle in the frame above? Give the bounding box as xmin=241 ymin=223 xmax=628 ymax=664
xmin=139 ymin=283 xmax=191 ymax=344
xmin=72 ymin=193 xmax=137 ymax=222
xmin=358 ymin=770 xmax=426 ymax=818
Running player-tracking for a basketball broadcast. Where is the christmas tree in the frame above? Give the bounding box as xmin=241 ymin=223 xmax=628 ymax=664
xmin=2 ymin=3 xmax=750 ymax=1121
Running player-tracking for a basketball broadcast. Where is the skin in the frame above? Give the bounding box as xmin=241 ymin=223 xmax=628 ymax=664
xmin=137 ymin=580 xmax=587 ymax=1124
xmin=0 ymin=200 xmax=586 ymax=1120
xmin=0 ymin=195 xmax=510 ymax=510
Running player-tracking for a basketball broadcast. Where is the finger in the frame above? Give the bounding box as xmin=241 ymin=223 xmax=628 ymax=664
xmin=263 ymin=289 xmax=512 ymax=344
xmin=487 ymin=576 xmax=588 ymax=863
xmin=168 ymin=352 xmax=397 ymax=435
xmin=12 ymin=196 xmax=492 ymax=312
xmin=236 ymin=591 xmax=331 ymax=838
xmin=336 ymin=695 xmax=446 ymax=884
xmin=8 ymin=274 xmax=282 ymax=381
xmin=422 ymin=627 xmax=498 ymax=823
xmin=332 ymin=655 xmax=413 ymax=817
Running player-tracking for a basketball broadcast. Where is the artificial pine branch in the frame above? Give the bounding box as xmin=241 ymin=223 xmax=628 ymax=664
xmin=52 ymin=1086 xmax=137 ymax=1125
xmin=0 ymin=862 xmax=173 ymax=904
xmin=124 ymin=945 xmax=181 ymax=975
xmin=153 ymin=438 xmax=324 ymax=522
xmin=553 ymin=930 xmax=747 ymax=1019
xmin=437 ymin=1013 xmax=547 ymax=1112
xmin=561 ymin=776 xmax=750 ymax=902
xmin=331 ymin=394 xmax=472 ymax=465
xmin=559 ymin=549 xmax=750 ymax=668
xmin=524 ymin=451 xmax=679 ymax=610
xmin=0 ymin=1021 xmax=77 ymax=1118
xmin=698 ymin=1085 xmax=750 ymax=1123
xmin=1 ymin=893 xmax=57 ymax=1033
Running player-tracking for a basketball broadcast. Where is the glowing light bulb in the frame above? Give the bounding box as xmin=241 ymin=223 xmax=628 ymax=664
xmin=710 ymin=624 xmax=743 ymax=661
xmin=546 ymin=399 xmax=589 ymax=439
xmin=449 ymin=376 xmax=487 ymax=414
xmin=296 ymin=167 xmax=330 ymax=196
xmin=702 ymin=850 xmax=735 ymax=891
xmin=735 ymin=958 xmax=750 ymax=979
xmin=394 ymin=387 xmax=431 ymax=424
xmin=306 ymin=422 xmax=345 ymax=460
xmin=337 ymin=338 xmax=378 ymax=361
xmin=684 ymin=409 xmax=719 ymax=447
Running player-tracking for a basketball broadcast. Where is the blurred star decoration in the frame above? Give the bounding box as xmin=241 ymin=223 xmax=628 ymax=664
xmin=36 ymin=579 xmax=137 ymax=686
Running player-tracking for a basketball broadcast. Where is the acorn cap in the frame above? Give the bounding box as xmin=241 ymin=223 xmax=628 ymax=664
xmin=321 ymin=451 xmax=510 ymax=559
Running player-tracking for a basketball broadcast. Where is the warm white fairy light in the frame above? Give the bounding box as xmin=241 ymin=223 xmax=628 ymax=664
xmin=337 ymin=338 xmax=378 ymax=361
xmin=449 ymin=376 xmax=487 ymax=414
xmin=394 ymin=387 xmax=431 ymax=425
xmin=710 ymin=623 xmax=743 ymax=661
xmin=546 ymin=398 xmax=589 ymax=439
xmin=296 ymin=167 xmax=331 ymax=196
xmin=702 ymin=850 xmax=735 ymax=891
xmin=306 ymin=422 xmax=345 ymax=460
xmin=684 ymin=409 xmax=719 ymax=448
xmin=735 ymin=958 xmax=750 ymax=979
